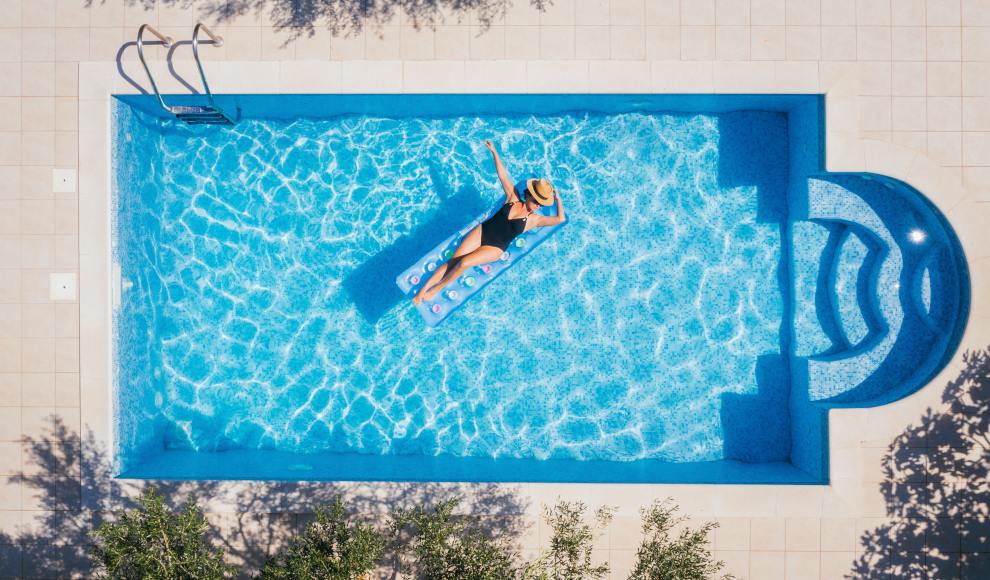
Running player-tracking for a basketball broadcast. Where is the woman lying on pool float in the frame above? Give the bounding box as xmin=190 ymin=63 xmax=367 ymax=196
xmin=412 ymin=140 xmax=567 ymax=306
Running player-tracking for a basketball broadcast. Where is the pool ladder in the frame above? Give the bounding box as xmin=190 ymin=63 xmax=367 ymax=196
xmin=137 ymin=24 xmax=236 ymax=126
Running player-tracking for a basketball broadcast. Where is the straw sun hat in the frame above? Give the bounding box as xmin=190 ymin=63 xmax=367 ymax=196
xmin=526 ymin=178 xmax=556 ymax=206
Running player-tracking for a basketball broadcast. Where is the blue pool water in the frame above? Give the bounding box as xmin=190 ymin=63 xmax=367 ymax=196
xmin=112 ymin=95 xmax=968 ymax=483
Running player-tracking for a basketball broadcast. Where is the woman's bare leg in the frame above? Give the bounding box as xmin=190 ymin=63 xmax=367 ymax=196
xmin=421 ymin=245 xmax=503 ymax=301
xmin=413 ymin=225 xmax=482 ymax=305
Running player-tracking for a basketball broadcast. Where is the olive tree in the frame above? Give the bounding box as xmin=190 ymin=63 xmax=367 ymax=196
xmin=627 ymin=498 xmax=733 ymax=580
xmin=520 ymin=499 xmax=615 ymax=580
xmin=255 ymin=494 xmax=386 ymax=580
xmin=390 ymin=498 xmax=518 ymax=580
xmin=89 ymin=486 xmax=234 ymax=580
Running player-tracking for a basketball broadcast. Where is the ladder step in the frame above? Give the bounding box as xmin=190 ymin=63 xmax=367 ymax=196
xmin=170 ymin=106 xmax=216 ymax=115
xmin=169 ymin=105 xmax=235 ymax=126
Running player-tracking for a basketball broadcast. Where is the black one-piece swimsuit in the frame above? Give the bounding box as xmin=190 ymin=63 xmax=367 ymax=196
xmin=480 ymin=201 xmax=531 ymax=251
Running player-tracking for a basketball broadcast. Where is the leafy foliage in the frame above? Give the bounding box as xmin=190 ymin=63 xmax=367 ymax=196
xmin=627 ymin=498 xmax=733 ymax=580
xmin=89 ymin=486 xmax=234 ymax=580
xmin=389 ymin=498 xmax=518 ymax=580
xmin=89 ymin=489 xmax=733 ymax=580
xmin=255 ymin=494 xmax=387 ymax=580
xmin=521 ymin=499 xmax=614 ymax=580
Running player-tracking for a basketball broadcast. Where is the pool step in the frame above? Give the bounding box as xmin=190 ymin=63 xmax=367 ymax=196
xmin=797 ymin=178 xmax=904 ymax=402
xmin=791 ymin=221 xmax=840 ymax=357
xmin=829 ymin=227 xmax=880 ymax=350
xmin=790 ymin=220 xmax=882 ymax=358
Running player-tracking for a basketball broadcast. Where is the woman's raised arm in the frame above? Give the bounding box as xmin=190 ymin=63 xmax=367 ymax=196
xmin=484 ymin=140 xmax=518 ymax=203
xmin=531 ymin=189 xmax=566 ymax=228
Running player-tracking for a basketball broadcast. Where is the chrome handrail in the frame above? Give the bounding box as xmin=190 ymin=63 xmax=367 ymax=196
xmin=136 ymin=24 xmax=174 ymax=112
xmin=194 ymin=23 xmax=224 ymax=48
xmin=192 ymin=23 xmax=229 ymax=120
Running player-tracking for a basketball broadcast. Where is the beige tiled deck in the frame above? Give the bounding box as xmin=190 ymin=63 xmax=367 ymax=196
xmin=3 ymin=0 xmax=990 ymax=578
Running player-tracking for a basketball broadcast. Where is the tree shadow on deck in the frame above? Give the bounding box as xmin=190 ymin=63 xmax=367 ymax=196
xmin=2 ymin=416 xmax=533 ymax=578
xmin=92 ymin=0 xmax=551 ymax=43
xmin=849 ymin=344 xmax=990 ymax=580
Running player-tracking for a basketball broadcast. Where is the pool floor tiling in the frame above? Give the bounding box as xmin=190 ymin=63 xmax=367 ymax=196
xmin=110 ymin=94 xmax=967 ymax=484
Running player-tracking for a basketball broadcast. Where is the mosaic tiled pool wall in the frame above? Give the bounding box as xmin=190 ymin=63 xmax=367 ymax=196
xmin=112 ymin=102 xmax=169 ymax=476
xmin=110 ymin=94 xmax=968 ymax=484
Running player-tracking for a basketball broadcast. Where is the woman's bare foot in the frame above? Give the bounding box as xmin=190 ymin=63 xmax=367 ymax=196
xmin=413 ymin=283 xmax=437 ymax=305
xmin=422 ymin=286 xmax=442 ymax=302
xmin=413 ymin=286 xmax=433 ymax=305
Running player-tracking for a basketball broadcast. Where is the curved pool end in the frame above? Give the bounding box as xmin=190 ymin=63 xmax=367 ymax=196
xmin=826 ymin=140 xmax=990 ymax=483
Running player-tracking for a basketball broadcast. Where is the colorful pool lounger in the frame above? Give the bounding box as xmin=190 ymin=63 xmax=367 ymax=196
xmin=396 ymin=180 xmax=568 ymax=327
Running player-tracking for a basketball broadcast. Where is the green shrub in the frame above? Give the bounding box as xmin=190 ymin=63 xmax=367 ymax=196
xmin=89 ymin=486 xmax=234 ymax=580
xmin=390 ymin=498 xmax=518 ymax=580
xmin=255 ymin=494 xmax=386 ymax=580
xmin=627 ymin=498 xmax=733 ymax=580
xmin=88 ymin=489 xmax=733 ymax=580
xmin=521 ymin=499 xmax=615 ymax=580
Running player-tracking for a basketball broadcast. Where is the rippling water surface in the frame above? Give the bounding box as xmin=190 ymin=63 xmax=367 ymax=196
xmin=115 ymin=104 xmax=787 ymax=464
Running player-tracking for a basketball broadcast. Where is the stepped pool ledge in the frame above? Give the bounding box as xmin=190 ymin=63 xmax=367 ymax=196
xmin=107 ymin=93 xmax=970 ymax=484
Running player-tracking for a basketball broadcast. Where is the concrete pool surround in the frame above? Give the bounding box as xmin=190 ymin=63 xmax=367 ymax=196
xmin=72 ymin=59 xmax=990 ymax=576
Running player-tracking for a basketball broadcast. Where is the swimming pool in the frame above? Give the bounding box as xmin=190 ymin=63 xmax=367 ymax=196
xmin=111 ymin=94 xmax=968 ymax=483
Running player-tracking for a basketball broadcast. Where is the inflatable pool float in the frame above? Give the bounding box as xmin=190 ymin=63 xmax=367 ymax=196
xmin=396 ymin=177 xmax=568 ymax=327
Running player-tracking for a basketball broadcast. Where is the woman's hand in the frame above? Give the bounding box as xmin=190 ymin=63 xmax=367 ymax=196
xmin=532 ymin=188 xmax=566 ymax=227
xmin=484 ymin=139 xmax=496 ymax=153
